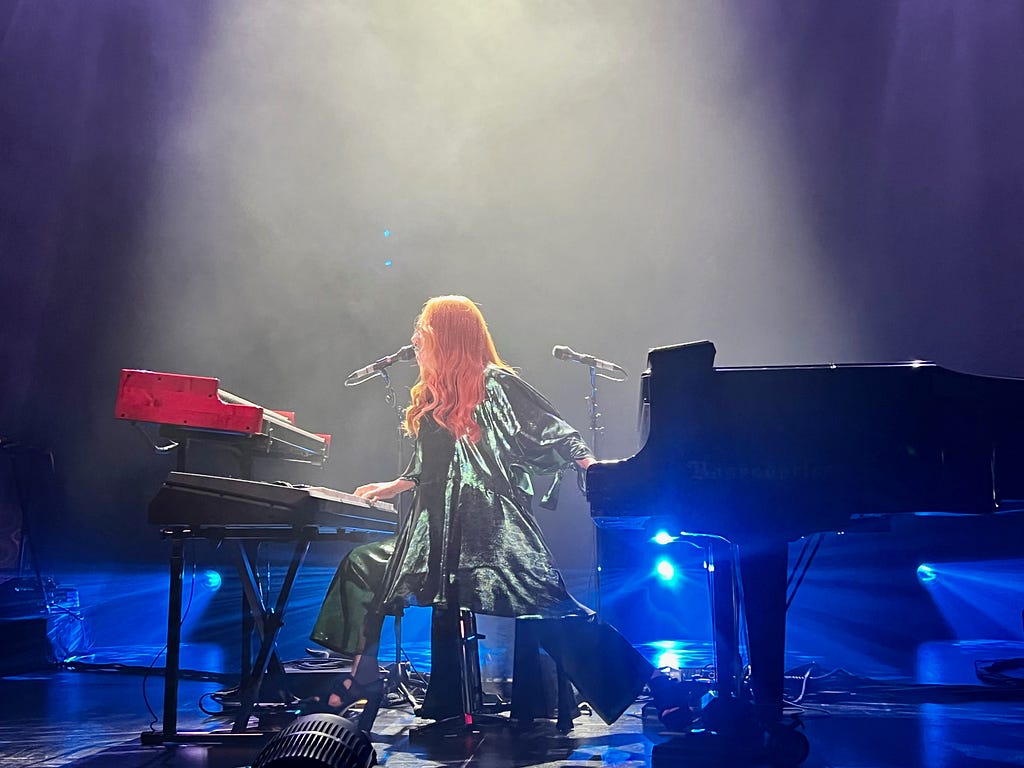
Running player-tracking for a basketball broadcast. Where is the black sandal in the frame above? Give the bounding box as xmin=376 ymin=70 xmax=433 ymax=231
xmin=293 ymin=673 xmax=385 ymax=731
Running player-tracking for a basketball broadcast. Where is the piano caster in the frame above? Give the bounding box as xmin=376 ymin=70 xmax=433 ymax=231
xmin=764 ymin=722 xmax=810 ymax=767
xmin=698 ymin=692 xmax=762 ymax=740
xmin=652 ymin=695 xmax=809 ymax=768
xmin=653 ymin=725 xmax=809 ymax=768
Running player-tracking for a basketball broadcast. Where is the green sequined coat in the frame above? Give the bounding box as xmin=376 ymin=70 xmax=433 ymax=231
xmin=311 ymin=367 xmax=594 ymax=653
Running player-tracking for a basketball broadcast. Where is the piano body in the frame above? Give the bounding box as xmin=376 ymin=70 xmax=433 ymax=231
xmin=588 ymin=341 xmax=1024 ymax=743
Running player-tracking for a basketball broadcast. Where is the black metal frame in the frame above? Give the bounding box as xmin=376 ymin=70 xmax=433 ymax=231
xmin=142 ymin=525 xmax=340 ymax=745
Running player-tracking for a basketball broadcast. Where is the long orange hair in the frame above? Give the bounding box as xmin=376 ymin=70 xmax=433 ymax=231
xmin=404 ymin=296 xmax=511 ymax=443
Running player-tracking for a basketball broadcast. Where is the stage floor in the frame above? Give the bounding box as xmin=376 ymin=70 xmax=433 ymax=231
xmin=2 ymin=644 xmax=1024 ymax=768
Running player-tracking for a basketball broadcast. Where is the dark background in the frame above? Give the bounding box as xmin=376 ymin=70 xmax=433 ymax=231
xmin=2 ymin=1 xmax=1022 ymax=671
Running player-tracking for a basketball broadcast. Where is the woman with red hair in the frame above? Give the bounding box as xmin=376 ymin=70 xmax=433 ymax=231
xmin=308 ymin=295 xmax=651 ymax=729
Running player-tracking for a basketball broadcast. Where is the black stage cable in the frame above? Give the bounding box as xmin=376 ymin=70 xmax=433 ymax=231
xmin=399 ymin=647 xmax=429 ymax=690
xmin=198 ymin=690 xmax=219 ymax=715
xmin=781 ymin=664 xmax=847 ymax=712
xmin=788 ymin=666 xmax=815 ymax=704
xmin=783 ymin=700 xmax=831 ymax=718
xmin=132 ymin=422 xmax=178 ymax=454
xmin=63 ymin=659 xmax=225 ymax=680
xmin=399 ymin=646 xmax=430 ymax=706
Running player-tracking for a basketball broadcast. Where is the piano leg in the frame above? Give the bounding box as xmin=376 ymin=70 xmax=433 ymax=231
xmin=653 ymin=540 xmax=807 ymax=766
xmin=738 ymin=541 xmax=788 ymax=724
xmin=708 ymin=540 xmax=743 ymax=700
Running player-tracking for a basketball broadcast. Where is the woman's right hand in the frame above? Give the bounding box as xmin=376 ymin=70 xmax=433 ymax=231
xmin=355 ymin=478 xmax=415 ymax=503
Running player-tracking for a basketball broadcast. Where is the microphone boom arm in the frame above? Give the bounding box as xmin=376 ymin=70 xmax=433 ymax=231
xmin=344 ymin=345 xmax=415 ymax=386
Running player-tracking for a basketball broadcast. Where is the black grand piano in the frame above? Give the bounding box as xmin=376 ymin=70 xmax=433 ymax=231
xmin=587 ymin=341 xmax=1024 ymax=759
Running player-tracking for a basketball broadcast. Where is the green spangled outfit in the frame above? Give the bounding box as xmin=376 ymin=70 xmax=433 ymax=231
xmin=311 ymin=367 xmax=651 ymax=724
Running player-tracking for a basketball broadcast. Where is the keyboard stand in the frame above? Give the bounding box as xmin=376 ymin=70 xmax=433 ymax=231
xmin=141 ymin=526 xmax=320 ymax=745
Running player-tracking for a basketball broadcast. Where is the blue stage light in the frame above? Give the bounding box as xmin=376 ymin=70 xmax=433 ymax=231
xmin=383 ymin=229 xmax=391 ymax=237
xmin=652 ymin=530 xmax=677 ymax=545
xmin=656 ymin=649 xmax=682 ymax=670
xmin=655 ymin=559 xmax=676 ymax=581
xmin=202 ymin=570 xmax=222 ymax=591
xmin=650 ymin=640 xmax=684 ymax=669
xmin=914 ymin=559 xmax=1024 ymax=639
xmin=384 ymin=259 xmax=393 ymax=267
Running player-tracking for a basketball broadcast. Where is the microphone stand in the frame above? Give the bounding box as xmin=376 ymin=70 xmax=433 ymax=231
xmin=586 ymin=365 xmax=603 ymax=460
xmin=375 ymin=368 xmax=418 ymax=707
xmin=585 ymin=365 xmax=605 ymax=617
xmin=379 ymin=369 xmax=406 ymax=480
xmin=566 ymin=360 xmax=624 ymax=618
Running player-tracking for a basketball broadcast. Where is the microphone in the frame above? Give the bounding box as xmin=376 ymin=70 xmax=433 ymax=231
xmin=345 ymin=345 xmax=416 ymax=384
xmin=552 ymin=345 xmax=627 ymax=377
